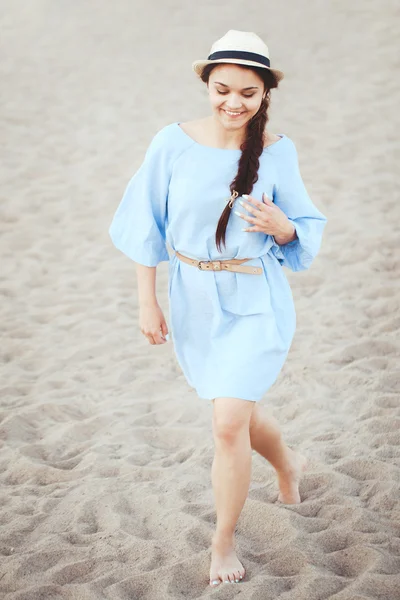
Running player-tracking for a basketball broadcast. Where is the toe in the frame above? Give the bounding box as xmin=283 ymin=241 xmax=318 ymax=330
xmin=209 ymin=570 xmax=221 ymax=587
xmin=233 ymin=570 xmax=241 ymax=583
xmin=228 ymin=573 xmax=236 ymax=583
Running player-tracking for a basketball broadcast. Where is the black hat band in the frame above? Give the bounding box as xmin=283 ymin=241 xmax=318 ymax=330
xmin=207 ymin=50 xmax=271 ymax=68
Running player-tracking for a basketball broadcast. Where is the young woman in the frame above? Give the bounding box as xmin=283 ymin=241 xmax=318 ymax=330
xmin=109 ymin=29 xmax=327 ymax=588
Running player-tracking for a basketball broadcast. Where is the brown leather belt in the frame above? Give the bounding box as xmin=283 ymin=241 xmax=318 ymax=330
xmin=175 ymin=251 xmax=262 ymax=275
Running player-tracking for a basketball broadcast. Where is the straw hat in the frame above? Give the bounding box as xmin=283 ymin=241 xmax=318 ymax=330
xmin=192 ymin=30 xmax=284 ymax=82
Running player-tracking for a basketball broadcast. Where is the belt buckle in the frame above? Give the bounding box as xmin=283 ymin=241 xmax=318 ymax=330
xmin=198 ymin=260 xmax=208 ymax=270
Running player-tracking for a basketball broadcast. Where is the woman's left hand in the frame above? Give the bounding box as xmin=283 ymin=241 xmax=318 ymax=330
xmin=235 ymin=192 xmax=297 ymax=245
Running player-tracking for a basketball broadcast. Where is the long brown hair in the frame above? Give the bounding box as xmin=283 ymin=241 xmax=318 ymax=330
xmin=200 ymin=63 xmax=279 ymax=252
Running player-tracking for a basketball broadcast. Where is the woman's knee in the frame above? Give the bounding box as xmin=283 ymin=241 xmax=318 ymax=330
xmin=212 ymin=397 xmax=255 ymax=446
xmin=249 ymin=404 xmax=262 ymax=433
xmin=249 ymin=405 xmax=282 ymax=440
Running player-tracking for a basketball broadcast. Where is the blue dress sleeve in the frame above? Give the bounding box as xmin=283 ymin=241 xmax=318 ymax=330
xmin=270 ymin=139 xmax=327 ymax=272
xmin=109 ymin=127 xmax=172 ymax=267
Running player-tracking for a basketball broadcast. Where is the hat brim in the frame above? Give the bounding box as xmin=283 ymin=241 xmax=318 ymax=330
xmin=192 ymin=58 xmax=284 ymax=82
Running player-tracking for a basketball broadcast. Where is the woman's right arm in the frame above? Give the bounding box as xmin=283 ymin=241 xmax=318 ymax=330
xmin=109 ymin=125 xmax=175 ymax=344
xmin=136 ymin=263 xmax=157 ymax=306
xmin=135 ymin=264 xmax=168 ymax=345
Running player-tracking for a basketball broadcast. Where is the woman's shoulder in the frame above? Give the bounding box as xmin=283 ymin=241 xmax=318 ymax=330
xmin=152 ymin=122 xmax=193 ymax=147
xmin=263 ymin=130 xmax=297 ymax=157
xmin=146 ymin=121 xmax=194 ymax=157
xmin=263 ymin=131 xmax=282 ymax=148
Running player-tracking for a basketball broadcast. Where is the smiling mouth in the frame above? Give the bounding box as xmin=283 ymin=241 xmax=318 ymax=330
xmin=223 ymin=109 xmax=245 ymax=117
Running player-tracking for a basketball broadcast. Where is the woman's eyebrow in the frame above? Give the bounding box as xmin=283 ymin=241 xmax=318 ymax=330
xmin=214 ymin=82 xmax=259 ymax=90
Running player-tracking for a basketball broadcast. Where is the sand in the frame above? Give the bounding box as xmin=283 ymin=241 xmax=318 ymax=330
xmin=1 ymin=0 xmax=399 ymax=598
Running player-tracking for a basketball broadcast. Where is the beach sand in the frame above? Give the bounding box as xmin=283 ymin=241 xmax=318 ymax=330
xmin=1 ymin=1 xmax=399 ymax=598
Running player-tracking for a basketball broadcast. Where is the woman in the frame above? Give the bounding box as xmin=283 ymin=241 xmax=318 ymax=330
xmin=109 ymin=29 xmax=327 ymax=587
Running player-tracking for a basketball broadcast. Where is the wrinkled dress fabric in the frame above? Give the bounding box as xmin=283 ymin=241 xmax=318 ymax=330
xmin=109 ymin=122 xmax=327 ymax=401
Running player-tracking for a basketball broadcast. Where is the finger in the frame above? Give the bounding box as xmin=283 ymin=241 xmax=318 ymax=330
xmin=160 ymin=323 xmax=168 ymax=341
xmin=242 ymin=225 xmax=263 ymax=232
xmin=239 ymin=201 xmax=260 ymax=217
xmin=239 ymin=194 xmax=264 ymax=212
xmin=238 ymin=200 xmax=261 ymax=215
xmin=242 ymin=195 xmax=266 ymax=213
xmin=142 ymin=327 xmax=166 ymax=344
xmin=151 ymin=330 xmax=166 ymax=344
xmin=234 ymin=212 xmax=258 ymax=224
xmin=241 ymin=194 xmax=256 ymax=203
xmin=143 ymin=329 xmax=158 ymax=344
xmin=242 ymin=194 xmax=264 ymax=210
xmin=161 ymin=321 xmax=169 ymax=337
xmin=262 ymin=192 xmax=274 ymax=206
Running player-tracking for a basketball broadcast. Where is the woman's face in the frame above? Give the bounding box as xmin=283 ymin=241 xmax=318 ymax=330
xmin=207 ymin=64 xmax=265 ymax=129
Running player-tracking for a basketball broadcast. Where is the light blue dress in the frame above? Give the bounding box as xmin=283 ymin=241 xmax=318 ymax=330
xmin=109 ymin=122 xmax=327 ymax=401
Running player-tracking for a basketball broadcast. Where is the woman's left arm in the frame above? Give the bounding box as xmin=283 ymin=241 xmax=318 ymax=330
xmin=237 ymin=139 xmax=327 ymax=272
xmin=270 ymin=139 xmax=327 ymax=271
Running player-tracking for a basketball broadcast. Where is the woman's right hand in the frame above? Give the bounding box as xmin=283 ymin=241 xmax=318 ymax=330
xmin=139 ymin=301 xmax=169 ymax=345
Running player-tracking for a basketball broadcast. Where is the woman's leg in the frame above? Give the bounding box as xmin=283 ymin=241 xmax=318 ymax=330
xmin=209 ymin=396 xmax=255 ymax=587
xmin=249 ymin=404 xmax=307 ymax=504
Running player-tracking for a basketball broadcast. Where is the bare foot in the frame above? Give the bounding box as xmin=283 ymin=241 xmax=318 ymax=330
xmin=209 ymin=533 xmax=245 ymax=587
xmin=277 ymin=449 xmax=307 ymax=504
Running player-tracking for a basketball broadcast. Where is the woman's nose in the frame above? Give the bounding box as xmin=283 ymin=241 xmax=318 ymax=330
xmin=226 ymin=99 xmax=243 ymax=109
